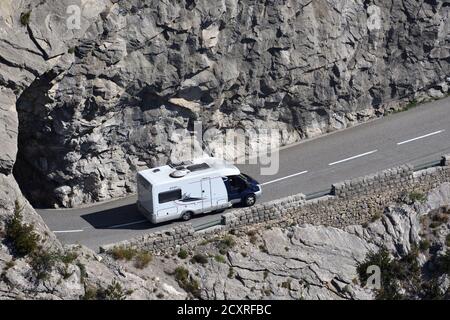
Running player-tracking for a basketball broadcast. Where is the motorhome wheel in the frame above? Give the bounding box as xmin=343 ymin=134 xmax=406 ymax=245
xmin=182 ymin=211 xmax=193 ymax=221
xmin=244 ymin=194 xmax=256 ymax=207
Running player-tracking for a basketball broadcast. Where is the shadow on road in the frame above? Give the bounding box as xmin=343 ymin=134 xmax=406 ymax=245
xmin=80 ymin=203 xmax=154 ymax=230
xmin=80 ymin=201 xmax=246 ymax=231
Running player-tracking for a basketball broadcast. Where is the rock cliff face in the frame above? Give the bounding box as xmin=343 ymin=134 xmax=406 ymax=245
xmin=1 ymin=0 xmax=449 ymax=206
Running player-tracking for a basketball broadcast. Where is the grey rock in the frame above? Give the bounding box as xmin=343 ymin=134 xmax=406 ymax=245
xmin=0 ymin=0 xmax=447 ymax=206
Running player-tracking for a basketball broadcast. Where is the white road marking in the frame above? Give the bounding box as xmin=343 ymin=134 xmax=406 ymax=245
xmin=53 ymin=229 xmax=84 ymax=234
xmin=107 ymin=219 xmax=148 ymax=229
xmin=397 ymin=130 xmax=445 ymax=145
xmin=328 ymin=150 xmax=378 ymax=166
xmin=261 ymin=171 xmax=309 ymax=186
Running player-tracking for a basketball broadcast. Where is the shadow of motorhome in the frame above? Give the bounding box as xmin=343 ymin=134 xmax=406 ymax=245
xmin=81 ymin=203 xmax=153 ymax=230
xmin=80 ymin=202 xmax=226 ymax=230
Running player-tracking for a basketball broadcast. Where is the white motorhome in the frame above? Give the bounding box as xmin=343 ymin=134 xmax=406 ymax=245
xmin=136 ymin=157 xmax=262 ymax=223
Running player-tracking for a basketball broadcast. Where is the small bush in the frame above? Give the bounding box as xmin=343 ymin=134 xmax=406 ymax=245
xmin=5 ymin=260 xmax=15 ymax=270
xmin=82 ymin=285 xmax=98 ymax=300
xmin=371 ymin=212 xmax=383 ymax=222
xmin=430 ymin=221 xmax=442 ymax=229
xmin=357 ymin=247 xmax=424 ymax=300
xmin=214 ymin=255 xmax=226 ymax=264
xmin=85 ymin=280 xmax=127 ymax=300
xmin=446 ymin=234 xmax=450 ymax=247
xmin=247 ymin=230 xmax=258 ymax=243
xmin=68 ymin=47 xmax=76 ymax=54
xmin=30 ymin=249 xmax=58 ymax=280
xmin=174 ymin=267 xmax=189 ymax=283
xmin=174 ymin=267 xmax=200 ymax=298
xmin=20 ymin=11 xmax=31 ymax=26
xmin=109 ymin=246 xmax=136 ymax=261
xmin=134 ymin=251 xmax=152 ymax=269
xmin=102 ymin=280 xmax=126 ymax=300
xmin=227 ymin=267 xmax=235 ymax=279
xmin=6 ymin=201 xmax=40 ymax=257
xmin=419 ymin=239 xmax=431 ymax=252
xmin=409 ymin=192 xmax=426 ymax=204
xmin=281 ymin=279 xmax=292 ymax=290
xmin=217 ymin=235 xmax=236 ymax=254
xmin=60 ymin=250 xmax=78 ymax=264
xmin=177 ymin=249 xmax=189 ymax=259
xmin=77 ymin=262 xmax=87 ymax=282
xmin=190 ymin=253 xmax=208 ymax=265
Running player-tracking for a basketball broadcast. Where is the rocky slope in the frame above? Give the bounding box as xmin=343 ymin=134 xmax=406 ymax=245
xmin=2 ymin=180 xmax=449 ymax=300
xmin=154 ymin=183 xmax=450 ymax=300
xmin=0 ymin=0 xmax=448 ymax=207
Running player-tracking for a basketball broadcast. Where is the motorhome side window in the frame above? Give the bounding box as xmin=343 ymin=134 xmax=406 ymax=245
xmin=158 ymin=189 xmax=182 ymax=204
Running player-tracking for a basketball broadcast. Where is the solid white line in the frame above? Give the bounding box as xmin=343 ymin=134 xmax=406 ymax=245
xmin=107 ymin=219 xmax=148 ymax=229
xmin=328 ymin=150 xmax=378 ymax=166
xmin=397 ymin=130 xmax=445 ymax=145
xmin=53 ymin=229 xmax=84 ymax=234
xmin=261 ymin=171 xmax=309 ymax=186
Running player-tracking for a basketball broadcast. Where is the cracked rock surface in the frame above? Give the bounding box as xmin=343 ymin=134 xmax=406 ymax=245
xmin=0 ymin=0 xmax=448 ymax=206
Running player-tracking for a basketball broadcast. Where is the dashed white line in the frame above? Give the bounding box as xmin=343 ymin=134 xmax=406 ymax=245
xmin=53 ymin=229 xmax=84 ymax=234
xmin=397 ymin=130 xmax=445 ymax=145
xmin=261 ymin=170 xmax=309 ymax=186
xmin=328 ymin=150 xmax=378 ymax=166
xmin=107 ymin=219 xmax=148 ymax=229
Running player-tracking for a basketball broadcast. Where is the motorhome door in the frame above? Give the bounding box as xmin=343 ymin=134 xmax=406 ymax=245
xmin=201 ymin=178 xmax=212 ymax=211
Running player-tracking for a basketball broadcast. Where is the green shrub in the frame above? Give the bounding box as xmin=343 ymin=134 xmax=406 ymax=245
xmin=134 ymin=251 xmax=152 ymax=269
xmin=20 ymin=11 xmax=31 ymax=26
xmin=109 ymin=246 xmax=136 ymax=261
xmin=446 ymin=234 xmax=450 ymax=248
xmin=357 ymin=247 xmax=424 ymax=300
xmin=430 ymin=221 xmax=442 ymax=229
xmin=68 ymin=47 xmax=75 ymax=54
xmin=77 ymin=262 xmax=87 ymax=283
xmin=371 ymin=212 xmax=383 ymax=222
xmin=174 ymin=267 xmax=200 ymax=298
xmin=6 ymin=201 xmax=40 ymax=257
xmin=190 ymin=253 xmax=208 ymax=265
xmin=217 ymin=235 xmax=236 ymax=254
xmin=281 ymin=279 xmax=291 ymax=290
xmin=177 ymin=249 xmax=189 ymax=259
xmin=174 ymin=266 xmax=189 ymax=283
xmin=214 ymin=255 xmax=226 ymax=263
xmin=247 ymin=230 xmax=258 ymax=243
xmin=30 ymin=249 xmax=58 ymax=280
xmin=409 ymin=191 xmax=426 ymax=204
xmin=419 ymin=240 xmax=430 ymax=252
xmin=60 ymin=250 xmax=78 ymax=264
xmin=227 ymin=267 xmax=235 ymax=279
xmin=82 ymin=285 xmax=98 ymax=300
xmin=102 ymin=280 xmax=126 ymax=300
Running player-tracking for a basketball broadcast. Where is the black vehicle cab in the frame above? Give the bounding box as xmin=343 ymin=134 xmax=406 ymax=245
xmin=223 ymin=173 xmax=262 ymax=207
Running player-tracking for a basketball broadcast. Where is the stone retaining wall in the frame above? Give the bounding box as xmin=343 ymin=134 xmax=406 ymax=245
xmin=100 ymin=155 xmax=450 ymax=253
xmin=100 ymin=224 xmax=195 ymax=252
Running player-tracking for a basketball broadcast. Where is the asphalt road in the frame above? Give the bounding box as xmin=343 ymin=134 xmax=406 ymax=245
xmin=37 ymin=97 xmax=450 ymax=250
